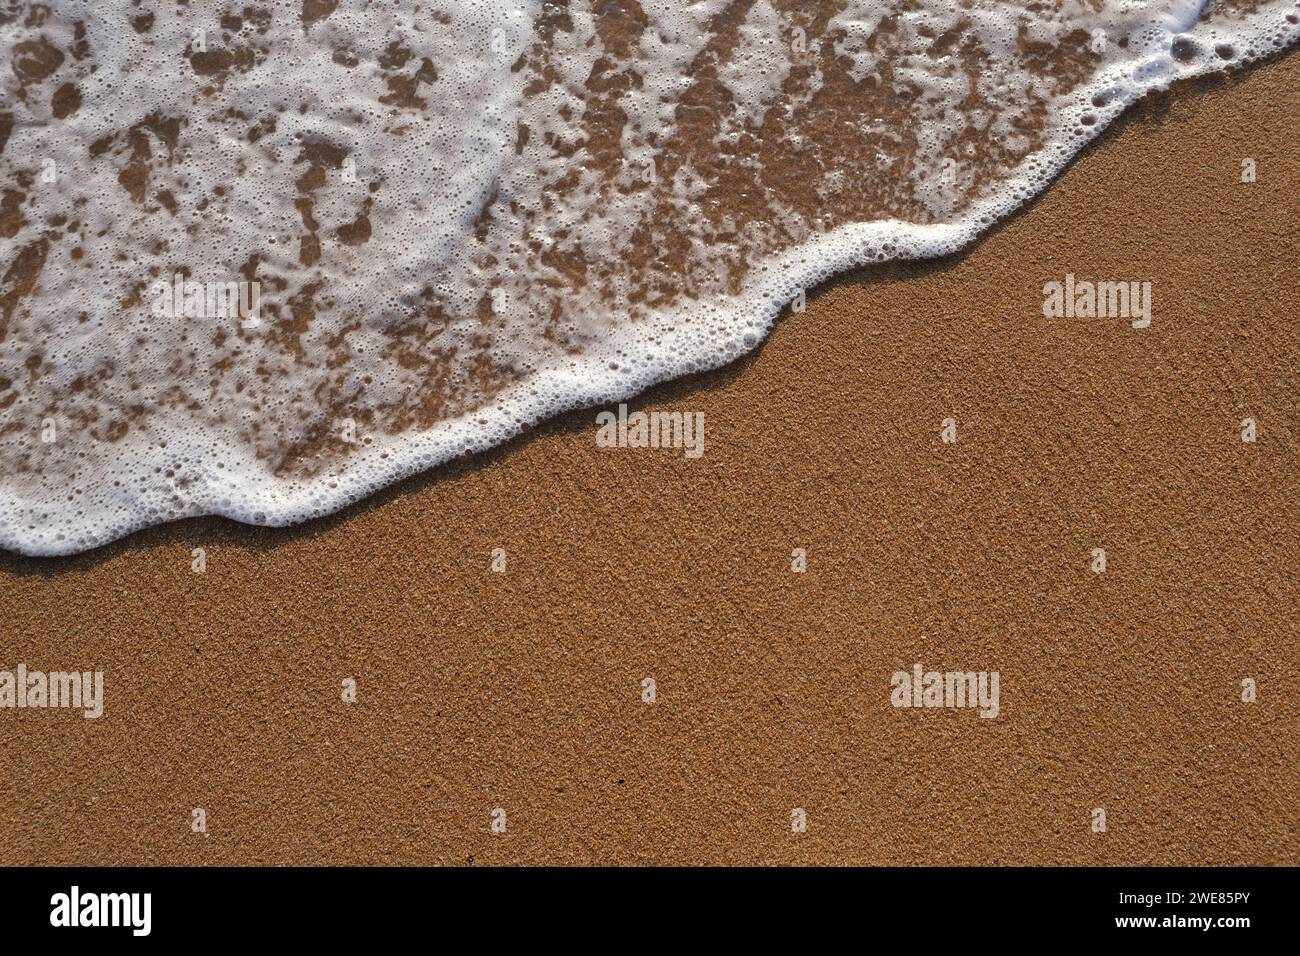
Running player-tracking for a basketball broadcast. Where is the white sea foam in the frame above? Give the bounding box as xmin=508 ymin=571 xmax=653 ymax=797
xmin=0 ymin=0 xmax=1296 ymax=555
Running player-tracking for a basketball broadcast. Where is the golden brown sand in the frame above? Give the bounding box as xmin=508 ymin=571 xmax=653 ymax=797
xmin=1 ymin=53 xmax=1296 ymax=866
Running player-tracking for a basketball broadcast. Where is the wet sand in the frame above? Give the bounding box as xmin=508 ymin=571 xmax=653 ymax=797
xmin=0 ymin=53 xmax=1296 ymax=866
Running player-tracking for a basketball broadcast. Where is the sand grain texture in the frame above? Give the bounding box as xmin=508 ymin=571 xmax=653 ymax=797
xmin=0 ymin=55 xmax=1297 ymax=866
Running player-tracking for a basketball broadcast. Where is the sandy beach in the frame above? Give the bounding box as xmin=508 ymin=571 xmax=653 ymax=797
xmin=0 ymin=51 xmax=1296 ymax=866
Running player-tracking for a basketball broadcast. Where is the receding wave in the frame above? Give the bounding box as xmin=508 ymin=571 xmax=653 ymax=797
xmin=0 ymin=0 xmax=1296 ymax=555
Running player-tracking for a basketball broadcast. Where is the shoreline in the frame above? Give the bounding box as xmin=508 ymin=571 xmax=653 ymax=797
xmin=0 ymin=52 xmax=1296 ymax=865
xmin=0 ymin=51 xmax=1290 ymax=568
xmin=4 ymin=30 xmax=1298 ymax=560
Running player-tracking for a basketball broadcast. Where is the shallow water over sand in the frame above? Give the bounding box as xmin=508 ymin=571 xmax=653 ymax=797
xmin=0 ymin=0 xmax=1296 ymax=554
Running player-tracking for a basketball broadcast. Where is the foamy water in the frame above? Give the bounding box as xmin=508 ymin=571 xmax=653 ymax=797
xmin=1 ymin=0 xmax=1296 ymax=555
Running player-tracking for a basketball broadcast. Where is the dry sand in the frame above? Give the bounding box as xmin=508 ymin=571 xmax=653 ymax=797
xmin=0 ymin=53 xmax=1296 ymax=866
